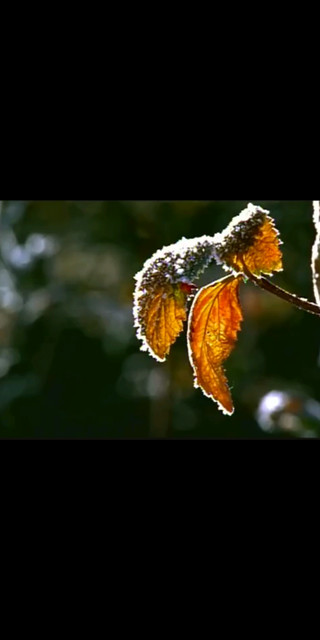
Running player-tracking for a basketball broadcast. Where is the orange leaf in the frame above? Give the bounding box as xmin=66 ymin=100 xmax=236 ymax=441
xmin=214 ymin=203 xmax=283 ymax=276
xmin=133 ymin=235 xmax=216 ymax=361
xmin=187 ymin=275 xmax=243 ymax=415
xmin=230 ymin=217 xmax=282 ymax=275
xmin=134 ymin=282 xmax=189 ymax=361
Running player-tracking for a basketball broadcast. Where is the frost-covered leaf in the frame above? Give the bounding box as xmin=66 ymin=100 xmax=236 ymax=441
xmin=134 ymin=281 xmax=189 ymax=361
xmin=133 ymin=236 xmax=216 ymax=360
xmin=187 ymin=274 xmax=243 ymax=415
xmin=214 ymin=203 xmax=283 ymax=276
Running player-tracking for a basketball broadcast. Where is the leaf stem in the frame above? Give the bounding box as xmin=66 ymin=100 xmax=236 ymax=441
xmin=242 ymin=265 xmax=320 ymax=317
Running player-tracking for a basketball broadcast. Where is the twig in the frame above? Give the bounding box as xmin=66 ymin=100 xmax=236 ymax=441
xmin=242 ymin=264 xmax=320 ymax=317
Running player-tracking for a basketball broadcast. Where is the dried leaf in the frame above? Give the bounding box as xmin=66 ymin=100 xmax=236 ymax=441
xmin=232 ymin=216 xmax=282 ymax=275
xmin=187 ymin=275 xmax=243 ymax=415
xmin=134 ymin=281 xmax=189 ymax=361
xmin=133 ymin=236 xmax=216 ymax=361
xmin=214 ymin=203 xmax=283 ymax=276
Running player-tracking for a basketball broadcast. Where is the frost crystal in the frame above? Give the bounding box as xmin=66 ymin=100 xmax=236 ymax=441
xmin=133 ymin=235 xmax=216 ymax=358
xmin=213 ymin=203 xmax=269 ymax=271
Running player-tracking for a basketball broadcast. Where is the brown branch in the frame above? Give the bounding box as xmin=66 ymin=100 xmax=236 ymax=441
xmin=242 ymin=264 xmax=320 ymax=317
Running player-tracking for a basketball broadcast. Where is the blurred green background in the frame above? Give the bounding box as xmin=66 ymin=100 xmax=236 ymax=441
xmin=0 ymin=200 xmax=319 ymax=438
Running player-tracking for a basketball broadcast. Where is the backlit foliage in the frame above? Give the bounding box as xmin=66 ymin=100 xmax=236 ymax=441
xmin=135 ymin=282 xmax=189 ymax=362
xmin=213 ymin=203 xmax=283 ymax=276
xmin=187 ymin=275 xmax=243 ymax=415
xmin=133 ymin=235 xmax=216 ymax=361
xmin=133 ymin=203 xmax=284 ymax=413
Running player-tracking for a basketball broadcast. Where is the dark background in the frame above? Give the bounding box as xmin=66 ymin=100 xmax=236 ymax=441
xmin=0 ymin=200 xmax=318 ymax=438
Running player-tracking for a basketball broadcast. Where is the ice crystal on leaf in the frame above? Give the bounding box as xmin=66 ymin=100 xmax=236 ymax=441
xmin=133 ymin=235 xmax=216 ymax=361
xmin=187 ymin=274 xmax=243 ymax=415
xmin=213 ymin=203 xmax=283 ymax=277
xmin=133 ymin=203 xmax=288 ymax=414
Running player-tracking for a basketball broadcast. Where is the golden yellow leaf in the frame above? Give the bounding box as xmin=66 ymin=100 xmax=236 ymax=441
xmin=187 ymin=275 xmax=243 ymax=414
xmin=229 ymin=217 xmax=282 ymax=275
xmin=134 ymin=282 xmax=189 ymax=361
xmin=214 ymin=203 xmax=283 ymax=276
xmin=133 ymin=235 xmax=216 ymax=362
